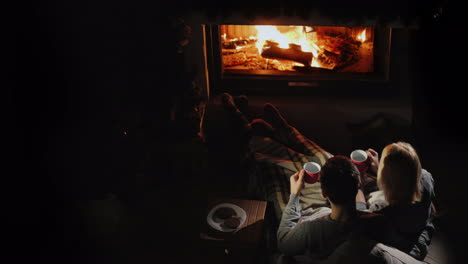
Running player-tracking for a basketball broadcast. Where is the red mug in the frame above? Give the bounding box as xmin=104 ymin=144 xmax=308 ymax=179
xmin=350 ymin=149 xmax=370 ymax=174
xmin=303 ymin=162 xmax=321 ymax=184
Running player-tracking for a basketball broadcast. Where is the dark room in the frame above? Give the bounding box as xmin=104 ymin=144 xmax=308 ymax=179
xmin=9 ymin=1 xmax=460 ymax=264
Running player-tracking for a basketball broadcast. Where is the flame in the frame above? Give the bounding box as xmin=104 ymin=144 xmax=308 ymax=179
xmin=357 ymin=29 xmax=366 ymax=43
xmin=254 ymin=26 xmax=322 ymax=67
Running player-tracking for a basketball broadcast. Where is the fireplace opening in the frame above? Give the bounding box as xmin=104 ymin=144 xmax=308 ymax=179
xmin=206 ymin=24 xmax=391 ymax=83
xmin=221 ymin=25 xmax=374 ymax=74
xmin=204 ymin=23 xmax=395 ymax=96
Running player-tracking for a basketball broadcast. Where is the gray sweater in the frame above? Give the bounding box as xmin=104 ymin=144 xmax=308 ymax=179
xmin=277 ymin=194 xmax=385 ymax=261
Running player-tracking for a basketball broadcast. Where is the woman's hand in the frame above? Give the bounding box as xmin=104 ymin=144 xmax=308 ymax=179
xmin=290 ymin=170 xmax=305 ymax=195
xmin=367 ymin=148 xmax=379 ymax=176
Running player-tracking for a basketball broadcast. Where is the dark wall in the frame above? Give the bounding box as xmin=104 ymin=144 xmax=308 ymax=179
xmin=411 ymin=2 xmax=456 ymax=148
xmin=410 ymin=4 xmax=464 ymax=263
xmin=13 ymin=4 xmax=174 ymax=195
xmin=10 ymin=1 xmax=181 ymax=263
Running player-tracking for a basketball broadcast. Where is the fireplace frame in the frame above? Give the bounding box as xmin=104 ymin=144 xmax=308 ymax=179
xmin=204 ymin=24 xmax=397 ymax=96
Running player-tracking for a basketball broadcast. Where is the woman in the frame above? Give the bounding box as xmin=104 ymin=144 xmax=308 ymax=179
xmin=364 ymin=142 xmax=436 ymax=260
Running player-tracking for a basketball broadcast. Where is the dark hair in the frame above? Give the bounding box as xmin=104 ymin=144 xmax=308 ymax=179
xmin=320 ymin=156 xmax=360 ymax=205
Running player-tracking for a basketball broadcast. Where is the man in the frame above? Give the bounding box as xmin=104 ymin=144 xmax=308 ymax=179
xmin=277 ymin=156 xmax=385 ymax=263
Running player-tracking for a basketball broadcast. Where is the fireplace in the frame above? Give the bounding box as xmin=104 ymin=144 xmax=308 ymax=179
xmin=177 ymin=3 xmax=419 ymax=98
xmin=203 ymin=23 xmax=398 ymax=96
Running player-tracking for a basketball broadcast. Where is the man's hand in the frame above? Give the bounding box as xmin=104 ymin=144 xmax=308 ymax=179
xmin=290 ymin=170 xmax=305 ymax=195
xmin=367 ymin=148 xmax=379 ymax=176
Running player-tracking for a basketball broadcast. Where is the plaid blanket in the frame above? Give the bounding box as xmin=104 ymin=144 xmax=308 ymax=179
xmin=249 ymin=127 xmax=333 ymax=222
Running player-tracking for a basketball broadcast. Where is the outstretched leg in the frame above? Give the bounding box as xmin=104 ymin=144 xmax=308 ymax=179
xmin=262 ymin=103 xmax=333 ymax=163
xmin=220 ymin=92 xmax=252 ymax=136
xmin=248 ymin=102 xmax=332 ymax=219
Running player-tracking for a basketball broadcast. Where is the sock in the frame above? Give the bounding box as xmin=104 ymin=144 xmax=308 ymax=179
xmin=262 ymin=103 xmax=294 ymax=140
xmin=262 ymin=103 xmax=315 ymax=155
xmin=221 ymin=93 xmax=252 ymax=135
xmin=233 ymin=95 xmax=253 ymax=121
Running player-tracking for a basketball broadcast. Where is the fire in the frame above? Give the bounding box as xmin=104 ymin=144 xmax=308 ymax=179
xmin=221 ymin=25 xmax=374 ymax=71
xmin=254 ymin=26 xmax=321 ymax=67
xmin=357 ymin=29 xmax=367 ymax=43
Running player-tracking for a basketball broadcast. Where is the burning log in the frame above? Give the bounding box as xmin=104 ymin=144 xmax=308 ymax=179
xmin=261 ymin=42 xmax=313 ymax=66
xmin=222 ymin=37 xmax=257 ymax=49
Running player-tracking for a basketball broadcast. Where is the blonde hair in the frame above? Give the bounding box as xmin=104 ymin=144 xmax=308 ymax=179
xmin=377 ymin=142 xmax=422 ymax=205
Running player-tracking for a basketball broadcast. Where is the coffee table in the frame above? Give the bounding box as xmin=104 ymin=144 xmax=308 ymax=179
xmin=200 ymin=197 xmax=267 ymax=263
